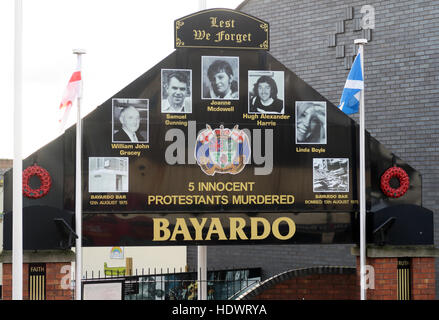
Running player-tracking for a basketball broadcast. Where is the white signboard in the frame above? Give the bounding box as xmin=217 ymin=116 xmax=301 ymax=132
xmin=83 ymin=281 xmax=123 ymax=300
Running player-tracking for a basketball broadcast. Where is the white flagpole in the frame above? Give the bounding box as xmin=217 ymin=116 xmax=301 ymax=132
xmin=355 ymin=38 xmax=368 ymax=301
xmin=197 ymin=246 xmax=207 ymax=300
xmin=12 ymin=0 xmax=23 ymax=300
xmin=197 ymin=0 xmax=208 ymax=301
xmin=73 ymin=48 xmax=86 ymax=300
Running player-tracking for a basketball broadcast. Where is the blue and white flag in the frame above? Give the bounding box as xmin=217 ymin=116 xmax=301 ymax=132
xmin=337 ymin=49 xmax=364 ymax=114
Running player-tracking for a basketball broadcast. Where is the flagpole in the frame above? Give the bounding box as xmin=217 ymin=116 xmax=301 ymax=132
xmin=12 ymin=0 xmax=23 ymax=300
xmin=355 ymin=38 xmax=368 ymax=301
xmin=197 ymin=0 xmax=208 ymax=301
xmin=197 ymin=245 xmax=207 ymax=300
xmin=73 ymin=48 xmax=86 ymax=300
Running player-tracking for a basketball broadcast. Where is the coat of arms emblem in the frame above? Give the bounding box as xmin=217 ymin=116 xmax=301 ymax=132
xmin=195 ymin=125 xmax=251 ymax=176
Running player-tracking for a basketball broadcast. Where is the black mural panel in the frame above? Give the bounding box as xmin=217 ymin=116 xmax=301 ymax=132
xmin=76 ymin=48 xmax=362 ymax=218
xmin=2 ymin=9 xmax=426 ymax=248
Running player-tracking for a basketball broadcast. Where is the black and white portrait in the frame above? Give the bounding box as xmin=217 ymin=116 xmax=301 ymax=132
xmin=112 ymin=99 xmax=149 ymax=143
xmin=161 ymin=69 xmax=192 ymax=113
xmin=295 ymin=101 xmax=327 ymax=144
xmin=313 ymin=158 xmax=349 ymax=192
xmin=89 ymin=157 xmax=129 ymax=193
xmin=248 ymin=70 xmax=284 ymax=114
xmin=202 ymin=56 xmax=239 ymax=100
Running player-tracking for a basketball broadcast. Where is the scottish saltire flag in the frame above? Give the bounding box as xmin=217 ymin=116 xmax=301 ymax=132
xmin=337 ymin=49 xmax=364 ymax=115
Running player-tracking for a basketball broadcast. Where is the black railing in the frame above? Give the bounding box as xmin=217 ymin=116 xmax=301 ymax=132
xmin=79 ymin=267 xmax=261 ymax=300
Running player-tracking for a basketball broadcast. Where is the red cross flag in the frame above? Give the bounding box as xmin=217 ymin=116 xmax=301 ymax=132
xmin=58 ymin=65 xmax=81 ymax=131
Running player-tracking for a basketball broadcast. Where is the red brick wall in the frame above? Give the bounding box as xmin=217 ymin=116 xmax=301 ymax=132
xmin=253 ymin=273 xmax=359 ymax=300
xmin=356 ymin=257 xmax=398 ymax=300
xmin=2 ymin=263 xmax=73 ymax=300
xmin=248 ymin=257 xmax=435 ymax=300
xmin=356 ymin=257 xmax=436 ymax=300
xmin=1 ymin=264 xmax=29 ymax=300
xmin=411 ymin=257 xmax=435 ymax=300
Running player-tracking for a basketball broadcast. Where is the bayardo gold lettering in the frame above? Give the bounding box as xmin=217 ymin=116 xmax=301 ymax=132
xmin=153 ymin=217 xmax=296 ymax=241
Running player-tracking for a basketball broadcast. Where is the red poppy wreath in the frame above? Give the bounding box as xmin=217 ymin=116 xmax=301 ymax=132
xmin=380 ymin=166 xmax=409 ymax=198
xmin=22 ymin=164 xmax=52 ymax=199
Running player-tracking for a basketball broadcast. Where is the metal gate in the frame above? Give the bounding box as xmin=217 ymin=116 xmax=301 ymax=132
xmin=80 ymin=268 xmax=261 ymax=300
xmin=397 ymin=258 xmax=411 ymax=300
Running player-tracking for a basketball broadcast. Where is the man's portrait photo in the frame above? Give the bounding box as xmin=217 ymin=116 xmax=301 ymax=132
xmin=248 ymin=70 xmax=284 ymax=114
xmin=112 ymin=98 xmax=149 ymax=143
xmin=202 ymin=56 xmax=239 ymax=100
xmin=295 ymin=101 xmax=327 ymax=144
xmin=161 ymin=69 xmax=192 ymax=113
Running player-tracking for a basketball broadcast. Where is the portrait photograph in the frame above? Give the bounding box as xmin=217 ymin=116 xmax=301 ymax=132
xmin=313 ymin=158 xmax=349 ymax=193
xmin=89 ymin=157 xmax=129 ymax=193
xmin=201 ymin=56 xmax=239 ymax=100
xmin=112 ymin=98 xmax=149 ymax=143
xmin=248 ymin=70 xmax=284 ymax=114
xmin=295 ymin=101 xmax=327 ymax=144
xmin=161 ymin=69 xmax=192 ymax=113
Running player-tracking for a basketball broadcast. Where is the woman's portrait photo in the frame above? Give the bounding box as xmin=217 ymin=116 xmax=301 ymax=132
xmin=202 ymin=56 xmax=239 ymax=100
xmin=248 ymin=71 xmax=284 ymax=114
xmin=112 ymin=98 xmax=149 ymax=143
xmin=295 ymin=101 xmax=327 ymax=144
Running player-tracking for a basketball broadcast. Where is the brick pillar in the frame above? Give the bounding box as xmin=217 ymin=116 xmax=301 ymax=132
xmin=355 ymin=256 xmax=398 ymax=300
xmin=352 ymin=245 xmax=438 ymax=300
xmin=0 ymin=250 xmax=75 ymax=300
xmin=411 ymin=257 xmax=436 ymax=300
xmin=1 ymin=263 xmax=29 ymax=300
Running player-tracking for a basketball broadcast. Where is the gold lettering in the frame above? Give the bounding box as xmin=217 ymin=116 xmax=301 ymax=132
xmin=250 ymin=217 xmax=270 ymax=240
xmin=153 ymin=216 xmax=298 ymax=242
xmin=209 ymin=17 xmax=218 ymax=27
xmin=171 ymin=218 xmax=192 ymax=241
xmin=197 ymin=181 xmax=255 ymax=192
xmin=214 ymin=30 xmax=225 ymax=42
xmin=214 ymin=31 xmax=251 ymax=43
xmin=229 ymin=217 xmax=248 ymax=240
xmin=205 ymin=218 xmax=227 ymax=240
xmin=111 ymin=143 xmax=133 ymax=149
xmin=311 ymin=147 xmax=326 ymax=153
xmin=243 ymin=113 xmax=259 ymax=120
xmin=153 ymin=218 xmax=171 ymax=241
xmin=272 ymin=217 xmax=296 ymax=240
xmin=193 ymin=29 xmax=210 ymax=40
xmin=210 ymin=17 xmax=235 ymax=28
xmin=189 ymin=218 xmax=208 ymax=241
xmin=148 ymin=195 xmax=156 ymax=205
